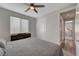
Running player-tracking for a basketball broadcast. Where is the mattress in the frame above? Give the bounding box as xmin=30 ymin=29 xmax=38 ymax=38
xmin=5 ymin=38 xmax=63 ymax=56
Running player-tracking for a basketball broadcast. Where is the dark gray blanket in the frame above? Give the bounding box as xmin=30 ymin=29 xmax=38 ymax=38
xmin=5 ymin=38 xmax=63 ymax=56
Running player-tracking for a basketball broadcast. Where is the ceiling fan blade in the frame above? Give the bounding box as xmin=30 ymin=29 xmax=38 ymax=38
xmin=25 ymin=8 xmax=30 ymax=12
xmin=34 ymin=8 xmax=38 ymax=13
xmin=34 ymin=5 xmax=45 ymax=7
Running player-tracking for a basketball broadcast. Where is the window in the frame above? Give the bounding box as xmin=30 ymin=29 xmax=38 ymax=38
xmin=10 ymin=16 xmax=29 ymax=34
xmin=10 ymin=16 xmax=20 ymax=34
xmin=21 ymin=19 xmax=29 ymax=33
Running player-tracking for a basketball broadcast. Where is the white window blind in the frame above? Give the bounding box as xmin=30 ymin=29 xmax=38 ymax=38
xmin=10 ymin=16 xmax=29 ymax=34
xmin=10 ymin=16 xmax=20 ymax=34
xmin=21 ymin=19 xmax=29 ymax=33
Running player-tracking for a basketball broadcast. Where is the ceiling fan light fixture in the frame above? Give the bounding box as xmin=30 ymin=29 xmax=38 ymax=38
xmin=25 ymin=3 xmax=45 ymax=13
xmin=30 ymin=6 xmax=34 ymax=10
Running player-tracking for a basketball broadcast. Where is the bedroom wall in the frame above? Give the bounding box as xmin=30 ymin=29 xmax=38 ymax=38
xmin=0 ymin=7 xmax=37 ymax=41
xmin=0 ymin=9 xmax=10 ymax=41
xmin=37 ymin=5 xmax=76 ymax=44
xmin=45 ymin=11 xmax=59 ymax=44
xmin=37 ymin=11 xmax=59 ymax=44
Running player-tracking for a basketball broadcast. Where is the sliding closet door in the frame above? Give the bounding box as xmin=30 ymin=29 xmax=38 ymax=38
xmin=10 ymin=16 xmax=20 ymax=34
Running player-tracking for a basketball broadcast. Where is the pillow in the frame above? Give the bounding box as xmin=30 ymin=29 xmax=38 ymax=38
xmin=0 ymin=47 xmax=4 ymax=56
xmin=0 ymin=39 xmax=7 ymax=49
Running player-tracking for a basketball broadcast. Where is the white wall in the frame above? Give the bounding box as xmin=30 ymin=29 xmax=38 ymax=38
xmin=0 ymin=10 xmax=10 ymax=41
xmin=0 ymin=7 xmax=36 ymax=41
xmin=37 ymin=11 xmax=59 ymax=44
xmin=45 ymin=11 xmax=59 ymax=44
xmin=37 ymin=17 xmax=46 ymax=40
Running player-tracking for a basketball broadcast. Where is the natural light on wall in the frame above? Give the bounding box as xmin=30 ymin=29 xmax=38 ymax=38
xmin=10 ymin=16 xmax=29 ymax=34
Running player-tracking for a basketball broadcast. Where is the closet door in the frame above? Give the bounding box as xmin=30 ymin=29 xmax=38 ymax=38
xmin=10 ymin=16 xmax=20 ymax=34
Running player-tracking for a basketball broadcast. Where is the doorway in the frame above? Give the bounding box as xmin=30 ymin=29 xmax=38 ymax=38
xmin=60 ymin=9 xmax=76 ymax=55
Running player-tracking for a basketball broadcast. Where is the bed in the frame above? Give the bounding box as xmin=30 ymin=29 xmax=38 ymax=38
xmin=0 ymin=38 xmax=63 ymax=56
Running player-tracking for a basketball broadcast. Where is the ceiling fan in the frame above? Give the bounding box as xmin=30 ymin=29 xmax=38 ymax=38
xmin=25 ymin=3 xmax=45 ymax=13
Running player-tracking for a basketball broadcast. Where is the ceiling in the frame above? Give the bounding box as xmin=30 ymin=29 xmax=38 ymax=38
xmin=0 ymin=3 xmax=76 ymax=18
